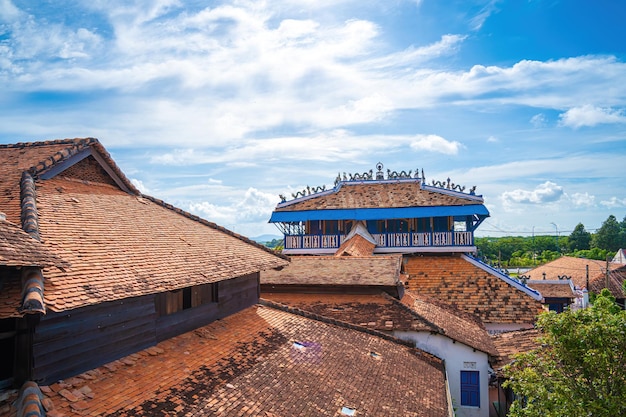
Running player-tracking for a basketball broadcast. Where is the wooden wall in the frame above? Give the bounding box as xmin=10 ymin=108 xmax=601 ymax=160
xmin=31 ymin=272 xmax=260 ymax=384
xmin=32 ymin=296 xmax=156 ymax=384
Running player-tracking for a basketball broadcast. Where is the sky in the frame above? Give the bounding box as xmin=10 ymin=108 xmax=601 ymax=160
xmin=1 ymin=0 xmax=625 ymax=240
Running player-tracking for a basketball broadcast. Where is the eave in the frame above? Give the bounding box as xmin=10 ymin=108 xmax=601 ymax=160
xmin=269 ymin=205 xmax=490 ymax=223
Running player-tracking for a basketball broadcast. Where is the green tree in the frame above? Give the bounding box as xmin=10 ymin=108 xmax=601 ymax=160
xmin=504 ymin=290 xmax=626 ymax=417
xmin=567 ymin=223 xmax=591 ymax=252
xmin=592 ymin=215 xmax=622 ymax=251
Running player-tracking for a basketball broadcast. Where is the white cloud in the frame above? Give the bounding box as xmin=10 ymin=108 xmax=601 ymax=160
xmin=0 ymin=0 xmax=20 ymax=21
xmin=558 ymin=105 xmax=626 ymax=128
xmin=569 ymin=192 xmax=595 ymax=208
xmin=410 ymin=134 xmax=462 ymax=155
xmin=186 ymin=187 xmax=279 ymax=235
xmin=501 ymin=181 xmax=564 ymax=207
xmin=469 ymin=0 xmax=499 ymax=31
xmin=487 ymin=135 xmax=498 ymax=143
xmin=530 ymin=113 xmax=548 ymax=128
xmin=600 ymin=196 xmax=626 ymax=208
xmin=130 ymin=178 xmax=149 ymax=193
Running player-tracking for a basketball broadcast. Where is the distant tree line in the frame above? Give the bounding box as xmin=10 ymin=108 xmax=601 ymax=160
xmin=263 ymin=238 xmax=284 ymax=250
xmin=476 ymin=215 xmax=626 ymax=268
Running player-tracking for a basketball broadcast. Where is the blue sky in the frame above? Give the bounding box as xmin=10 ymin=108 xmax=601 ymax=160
xmin=1 ymin=0 xmax=625 ymax=239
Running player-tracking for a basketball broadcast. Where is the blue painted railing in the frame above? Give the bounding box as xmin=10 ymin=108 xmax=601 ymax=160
xmin=284 ymin=231 xmax=473 ymax=250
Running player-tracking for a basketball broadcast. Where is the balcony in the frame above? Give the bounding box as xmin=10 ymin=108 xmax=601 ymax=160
xmin=283 ymin=231 xmax=474 ymax=253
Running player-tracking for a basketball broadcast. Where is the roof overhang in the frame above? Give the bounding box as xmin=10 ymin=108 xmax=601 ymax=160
xmin=269 ymin=205 xmax=490 ymax=223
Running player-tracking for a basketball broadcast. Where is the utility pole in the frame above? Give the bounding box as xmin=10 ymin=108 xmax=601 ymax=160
xmin=605 ymin=255 xmax=610 ymax=290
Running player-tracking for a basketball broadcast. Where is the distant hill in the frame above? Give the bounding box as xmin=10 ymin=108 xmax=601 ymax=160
xmin=251 ymin=234 xmax=282 ymax=243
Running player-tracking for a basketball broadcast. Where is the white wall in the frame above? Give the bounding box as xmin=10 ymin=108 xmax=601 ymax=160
xmin=394 ymin=331 xmax=490 ymax=417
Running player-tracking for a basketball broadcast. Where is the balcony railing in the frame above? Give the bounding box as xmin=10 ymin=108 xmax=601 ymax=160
xmin=284 ymin=231 xmax=473 ymax=250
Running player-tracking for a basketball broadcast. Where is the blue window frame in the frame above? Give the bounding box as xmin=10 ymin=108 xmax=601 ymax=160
xmin=460 ymin=370 xmax=480 ymax=407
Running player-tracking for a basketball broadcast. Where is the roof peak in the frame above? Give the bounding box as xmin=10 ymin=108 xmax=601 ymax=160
xmin=278 ymin=162 xmax=479 ymax=204
xmin=0 ymin=137 xmax=98 ymax=149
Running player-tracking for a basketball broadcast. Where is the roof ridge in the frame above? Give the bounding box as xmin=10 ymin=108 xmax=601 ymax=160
xmin=140 ymin=194 xmax=290 ymax=262
xmin=259 ymin=299 xmax=444 ymax=369
xmin=0 ymin=138 xmax=97 ymax=149
xmin=27 ymin=138 xmax=96 ymax=177
xmin=20 ymin=171 xmax=40 ymax=241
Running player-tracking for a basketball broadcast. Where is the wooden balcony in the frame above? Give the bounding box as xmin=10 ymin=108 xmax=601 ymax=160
xmin=283 ymin=231 xmax=474 ymax=253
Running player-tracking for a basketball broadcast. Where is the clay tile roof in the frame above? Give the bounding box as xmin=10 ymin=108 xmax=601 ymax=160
xmin=0 ymin=139 xmax=289 ymax=312
xmin=0 ymin=139 xmax=136 ymax=224
xmin=0 ymin=219 xmax=66 ymax=268
xmin=334 ymin=232 xmax=376 ymax=257
xmin=261 ymin=292 xmax=437 ymax=333
xmin=40 ymin=305 xmax=449 ymax=417
xmin=275 ymin=180 xmax=482 ymax=212
xmin=0 ymin=268 xmax=24 ymax=318
xmin=526 ymin=256 xmax=621 ymax=289
xmin=261 ymin=254 xmax=402 ymax=287
xmin=491 ymin=328 xmax=542 ymax=372
xmin=589 ymin=264 xmax=626 ymax=299
xmin=526 ymin=280 xmax=577 ymax=298
xmin=401 ymin=292 xmax=498 ymax=356
xmin=405 ymin=254 xmax=544 ymax=324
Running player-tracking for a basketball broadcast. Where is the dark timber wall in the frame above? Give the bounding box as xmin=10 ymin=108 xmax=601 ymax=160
xmin=31 ymin=273 xmax=260 ymax=384
xmin=32 ymin=296 xmax=156 ymax=384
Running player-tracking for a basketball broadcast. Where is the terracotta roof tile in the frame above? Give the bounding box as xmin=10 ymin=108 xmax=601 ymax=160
xmin=526 ymin=256 xmax=621 ymax=289
xmin=261 ymin=292 xmax=436 ymax=333
xmin=0 ymin=267 xmax=23 ymax=318
xmin=334 ymin=233 xmax=376 ymax=257
xmin=0 ymin=139 xmax=289 ymax=312
xmin=401 ymin=292 xmax=498 ymax=356
xmin=33 ymin=305 xmax=449 ymax=417
xmin=491 ymin=329 xmax=542 ymax=371
xmin=261 ymin=254 xmax=402 ymax=287
xmin=526 ymin=280 xmax=577 ymax=298
xmin=0 ymin=219 xmax=66 ymax=268
xmin=275 ymin=180 xmax=482 ymax=212
xmin=589 ymin=264 xmax=626 ymax=299
xmin=405 ymin=254 xmax=544 ymax=324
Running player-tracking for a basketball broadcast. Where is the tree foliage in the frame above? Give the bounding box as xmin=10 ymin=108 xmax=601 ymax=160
xmin=568 ymin=223 xmax=591 ymax=251
xmin=475 ymin=215 xmax=626 ymax=267
xmin=503 ymin=290 xmax=626 ymax=417
xmin=592 ymin=215 xmax=624 ymax=252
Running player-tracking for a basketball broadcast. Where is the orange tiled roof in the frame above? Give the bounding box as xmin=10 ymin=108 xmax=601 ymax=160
xmin=0 ymin=139 xmax=137 ymax=225
xmin=334 ymin=232 xmax=376 ymax=257
xmin=0 ymin=139 xmax=289 ymax=312
xmin=526 ymin=280 xmax=576 ymax=299
xmin=275 ymin=180 xmax=482 ymax=212
xmin=525 ymin=256 xmax=621 ymax=289
xmin=405 ymin=254 xmax=544 ymax=324
xmin=261 ymin=254 xmax=402 ymax=287
xmin=0 ymin=267 xmax=23 ymax=319
xmin=589 ymin=264 xmax=626 ymax=299
xmin=27 ymin=305 xmax=449 ymax=417
xmin=261 ymin=292 xmax=436 ymax=333
xmin=491 ymin=328 xmax=542 ymax=371
xmin=0 ymin=219 xmax=66 ymax=268
xmin=262 ymin=292 xmax=498 ymax=356
xmin=401 ymin=292 xmax=498 ymax=356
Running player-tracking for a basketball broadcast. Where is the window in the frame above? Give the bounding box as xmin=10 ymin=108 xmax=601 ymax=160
xmin=155 ymin=283 xmax=218 ymax=316
xmin=460 ymin=370 xmax=480 ymax=407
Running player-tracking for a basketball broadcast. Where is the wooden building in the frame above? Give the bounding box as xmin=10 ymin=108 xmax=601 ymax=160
xmin=0 ymin=138 xmax=288 ymax=385
xmin=270 ymin=163 xmax=489 ymax=255
xmin=269 ymin=165 xmax=544 ymax=332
